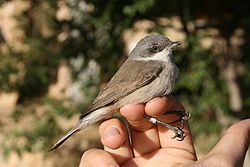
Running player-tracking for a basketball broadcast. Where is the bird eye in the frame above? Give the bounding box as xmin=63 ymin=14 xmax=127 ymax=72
xmin=149 ymin=43 xmax=160 ymax=53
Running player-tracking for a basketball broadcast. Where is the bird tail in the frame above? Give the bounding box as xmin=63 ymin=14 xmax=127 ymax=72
xmin=49 ymin=106 xmax=113 ymax=151
xmin=49 ymin=127 xmax=80 ymax=151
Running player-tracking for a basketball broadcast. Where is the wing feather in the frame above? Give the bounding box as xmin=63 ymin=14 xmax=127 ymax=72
xmin=80 ymin=59 xmax=164 ymax=119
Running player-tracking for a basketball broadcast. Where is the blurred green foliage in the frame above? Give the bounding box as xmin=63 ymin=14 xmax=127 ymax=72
xmin=0 ymin=0 xmax=250 ymax=156
xmin=174 ymin=35 xmax=228 ymax=136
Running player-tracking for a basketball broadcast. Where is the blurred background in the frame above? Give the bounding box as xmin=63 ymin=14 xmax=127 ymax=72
xmin=0 ymin=0 xmax=249 ymax=166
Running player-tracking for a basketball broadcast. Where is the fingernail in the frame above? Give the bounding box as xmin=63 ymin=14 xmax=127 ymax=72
xmin=104 ymin=126 xmax=120 ymax=139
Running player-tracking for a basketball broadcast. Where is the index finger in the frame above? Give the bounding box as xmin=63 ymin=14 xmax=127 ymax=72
xmin=120 ymin=96 xmax=182 ymax=131
xmin=120 ymin=96 xmax=195 ymax=157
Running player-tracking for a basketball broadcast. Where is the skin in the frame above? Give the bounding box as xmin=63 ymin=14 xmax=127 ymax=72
xmin=80 ymin=96 xmax=250 ymax=167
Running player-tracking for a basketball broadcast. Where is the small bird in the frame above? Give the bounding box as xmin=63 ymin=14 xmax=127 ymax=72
xmin=50 ymin=34 xmax=189 ymax=151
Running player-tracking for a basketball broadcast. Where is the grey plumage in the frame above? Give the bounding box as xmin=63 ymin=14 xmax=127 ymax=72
xmin=50 ymin=34 xmax=179 ymax=151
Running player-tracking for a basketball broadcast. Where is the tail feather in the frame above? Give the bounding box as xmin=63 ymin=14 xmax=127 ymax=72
xmin=50 ymin=106 xmax=113 ymax=151
xmin=49 ymin=127 xmax=79 ymax=151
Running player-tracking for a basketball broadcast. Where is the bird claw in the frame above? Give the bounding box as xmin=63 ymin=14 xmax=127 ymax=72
xmin=145 ymin=111 xmax=190 ymax=141
xmin=170 ymin=126 xmax=186 ymax=141
xmin=182 ymin=111 xmax=191 ymax=120
xmin=164 ymin=110 xmax=191 ymax=121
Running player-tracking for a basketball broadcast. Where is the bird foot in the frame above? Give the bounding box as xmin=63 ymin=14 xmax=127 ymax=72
xmin=164 ymin=110 xmax=191 ymax=121
xmin=170 ymin=126 xmax=186 ymax=141
xmin=145 ymin=111 xmax=190 ymax=141
xmin=163 ymin=110 xmax=191 ymax=129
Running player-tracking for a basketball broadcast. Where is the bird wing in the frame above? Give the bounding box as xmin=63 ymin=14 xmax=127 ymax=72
xmin=80 ymin=59 xmax=164 ymax=119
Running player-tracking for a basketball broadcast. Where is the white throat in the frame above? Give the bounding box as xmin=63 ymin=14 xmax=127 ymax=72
xmin=135 ymin=48 xmax=173 ymax=63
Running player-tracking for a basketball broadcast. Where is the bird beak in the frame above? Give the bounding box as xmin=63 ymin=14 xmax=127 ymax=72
xmin=170 ymin=41 xmax=181 ymax=48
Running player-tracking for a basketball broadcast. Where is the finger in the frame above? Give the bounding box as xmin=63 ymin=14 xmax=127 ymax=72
xmin=80 ymin=149 xmax=118 ymax=167
xmin=122 ymin=96 xmax=192 ymax=157
xmin=120 ymin=103 xmax=152 ymax=130
xmin=130 ymin=125 xmax=161 ymax=157
xmin=120 ymin=96 xmax=181 ymax=131
xmin=145 ymin=96 xmax=184 ymax=119
xmin=99 ymin=118 xmax=133 ymax=164
xmin=158 ymin=121 xmax=197 ymax=161
xmin=205 ymin=119 xmax=250 ymax=166
xmin=120 ymin=97 xmax=169 ymax=156
xmin=154 ymin=97 xmax=196 ymax=158
xmin=134 ymin=96 xmax=195 ymax=158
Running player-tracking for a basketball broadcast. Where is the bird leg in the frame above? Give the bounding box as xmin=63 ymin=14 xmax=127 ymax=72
xmin=163 ymin=110 xmax=191 ymax=129
xmin=144 ymin=111 xmax=190 ymax=141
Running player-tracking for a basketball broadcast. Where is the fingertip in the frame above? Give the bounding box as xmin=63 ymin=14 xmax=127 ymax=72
xmin=227 ymin=119 xmax=250 ymax=133
xmin=99 ymin=118 xmax=127 ymax=149
xmin=145 ymin=97 xmax=168 ymax=116
xmin=120 ymin=103 xmax=145 ymax=121
xmin=99 ymin=119 xmax=134 ymax=164
xmin=206 ymin=119 xmax=250 ymax=167
xmin=224 ymin=119 xmax=250 ymax=149
xmin=145 ymin=96 xmax=184 ymax=116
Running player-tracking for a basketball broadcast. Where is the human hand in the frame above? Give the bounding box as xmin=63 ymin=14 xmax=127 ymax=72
xmin=80 ymin=96 xmax=250 ymax=167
